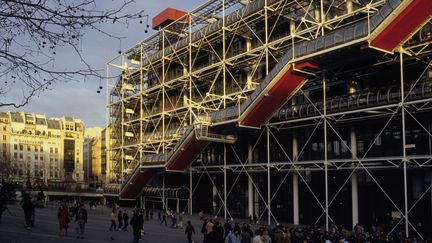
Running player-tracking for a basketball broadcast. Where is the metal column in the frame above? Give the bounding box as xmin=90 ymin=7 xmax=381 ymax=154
xmin=189 ymin=168 xmax=193 ymax=215
xmin=400 ymin=50 xmax=409 ymax=238
xmin=267 ymin=126 xmax=271 ymax=225
xmin=162 ymin=173 xmax=165 ymax=210
xmin=292 ymin=134 xmax=299 ymax=225
xmin=224 ymin=144 xmax=227 ymax=219
xmin=323 ymin=76 xmax=329 ymax=231
xmin=248 ymin=143 xmax=254 ymax=219
xmin=351 ymin=128 xmax=359 ymax=229
xmin=213 ymin=184 xmax=218 ymax=215
xmin=323 ymin=77 xmax=329 ymax=231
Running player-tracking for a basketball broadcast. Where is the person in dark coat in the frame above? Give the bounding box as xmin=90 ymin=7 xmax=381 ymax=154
xmin=57 ymin=205 xmax=70 ymax=235
xmin=130 ymin=211 xmax=142 ymax=243
xmin=70 ymin=203 xmax=87 ymax=239
xmin=122 ymin=209 xmax=129 ymax=231
xmin=185 ymin=220 xmax=196 ymax=243
xmin=21 ymin=191 xmax=33 ymax=229
xmin=117 ymin=209 xmax=123 ymax=230
xmin=212 ymin=221 xmax=224 ymax=243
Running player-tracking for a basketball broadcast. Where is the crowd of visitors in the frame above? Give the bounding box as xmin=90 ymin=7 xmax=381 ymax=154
xmin=2 ymin=192 xmax=428 ymax=243
xmin=196 ymin=217 xmax=425 ymax=243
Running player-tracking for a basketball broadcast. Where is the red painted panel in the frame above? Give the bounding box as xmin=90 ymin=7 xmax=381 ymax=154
xmin=370 ymin=0 xmax=432 ymax=52
xmin=120 ymin=170 xmax=154 ymax=198
xmin=166 ymin=133 xmax=210 ymax=171
xmin=240 ymin=62 xmax=318 ymax=128
xmin=152 ymin=8 xmax=189 ymax=30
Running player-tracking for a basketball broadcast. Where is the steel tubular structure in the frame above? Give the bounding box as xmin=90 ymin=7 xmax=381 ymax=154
xmin=106 ymin=0 xmax=432 ymax=238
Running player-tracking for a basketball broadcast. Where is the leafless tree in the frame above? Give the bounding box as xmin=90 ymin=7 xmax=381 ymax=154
xmin=0 ymin=0 xmax=147 ymax=108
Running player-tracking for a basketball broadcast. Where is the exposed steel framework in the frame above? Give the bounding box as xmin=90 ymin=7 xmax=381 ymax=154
xmin=107 ymin=0 xmax=432 ymax=238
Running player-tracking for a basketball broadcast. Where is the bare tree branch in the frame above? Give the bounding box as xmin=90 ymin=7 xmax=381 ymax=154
xmin=0 ymin=0 xmax=148 ymax=107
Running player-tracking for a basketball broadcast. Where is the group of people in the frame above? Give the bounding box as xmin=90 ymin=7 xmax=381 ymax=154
xmin=196 ymin=217 xmax=425 ymax=243
xmin=159 ymin=208 xmax=184 ymax=228
xmin=109 ymin=208 xmax=129 ymax=231
xmin=56 ymin=203 xmax=88 ymax=239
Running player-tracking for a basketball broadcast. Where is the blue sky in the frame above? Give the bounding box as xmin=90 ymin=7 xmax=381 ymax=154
xmin=1 ymin=0 xmax=203 ymax=128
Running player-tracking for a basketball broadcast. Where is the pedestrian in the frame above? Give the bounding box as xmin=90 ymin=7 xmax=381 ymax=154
xmin=225 ymin=228 xmax=241 ymax=243
xmin=0 ymin=194 xmax=8 ymax=224
xmin=158 ymin=210 xmax=161 ymax=221
xmin=224 ymin=219 xmax=232 ymax=238
xmin=71 ymin=203 xmax=88 ymax=239
xmin=171 ymin=212 xmax=177 ymax=228
xmin=150 ymin=209 xmax=154 ymax=220
xmin=117 ymin=209 xmax=123 ymax=230
xmin=262 ymin=229 xmax=271 ymax=243
xmin=185 ymin=220 xmax=196 ymax=243
xmin=109 ymin=210 xmax=117 ymax=231
xmin=130 ymin=211 xmax=141 ymax=243
xmin=122 ymin=209 xmax=129 ymax=231
xmin=160 ymin=211 xmax=167 ymax=226
xmin=178 ymin=212 xmax=184 ymax=228
xmin=253 ymin=229 xmax=263 ymax=243
xmin=145 ymin=208 xmax=149 ymax=220
xmin=57 ymin=205 xmax=70 ymax=236
xmin=20 ymin=191 xmax=33 ymax=229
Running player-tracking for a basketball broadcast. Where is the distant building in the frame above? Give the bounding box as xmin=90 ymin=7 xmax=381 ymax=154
xmin=83 ymin=127 xmax=103 ymax=187
xmin=101 ymin=125 xmax=112 ymax=184
xmin=0 ymin=112 xmax=84 ymax=182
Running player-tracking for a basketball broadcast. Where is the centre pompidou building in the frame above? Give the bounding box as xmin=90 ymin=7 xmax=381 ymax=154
xmin=107 ymin=0 xmax=432 ymax=238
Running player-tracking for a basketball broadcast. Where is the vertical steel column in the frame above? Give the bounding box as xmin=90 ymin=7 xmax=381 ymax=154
xmin=292 ymin=134 xmax=299 ymax=225
xmin=222 ymin=0 xmax=226 ymax=108
xmin=248 ymin=143 xmax=254 ymax=219
xmin=177 ymin=198 xmax=180 ymax=213
xmin=400 ymin=50 xmax=409 ymax=238
xmin=264 ymin=0 xmax=269 ymax=75
xmin=213 ymin=183 xmax=218 ymax=215
xmin=161 ymin=30 xmax=166 ymax=153
xmin=188 ymin=13 xmax=193 ymax=125
xmin=105 ymin=64 xmax=110 ymax=183
xmin=351 ymin=128 xmax=359 ymax=229
xmin=224 ymin=144 xmax=227 ymax=219
xmin=267 ymin=126 xmax=271 ymax=225
xmin=162 ymin=173 xmax=166 ymax=210
xmin=189 ymin=168 xmax=193 ymax=215
xmin=323 ymin=75 xmax=329 ymax=231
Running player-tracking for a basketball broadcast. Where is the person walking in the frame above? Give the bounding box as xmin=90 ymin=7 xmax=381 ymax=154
xmin=20 ymin=191 xmax=33 ymax=229
xmin=122 ymin=209 xmax=129 ymax=231
xmin=160 ymin=211 xmax=167 ymax=226
xmin=130 ymin=211 xmax=141 ymax=243
xmin=109 ymin=210 xmax=117 ymax=231
xmin=150 ymin=210 xmax=154 ymax=220
xmin=225 ymin=229 xmax=241 ymax=243
xmin=57 ymin=205 xmax=70 ymax=236
xmin=117 ymin=209 xmax=123 ymax=230
xmin=71 ymin=203 xmax=88 ymax=239
xmin=185 ymin=220 xmax=196 ymax=243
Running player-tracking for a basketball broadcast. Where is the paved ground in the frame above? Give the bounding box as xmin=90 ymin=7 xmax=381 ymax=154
xmin=0 ymin=204 xmax=204 ymax=243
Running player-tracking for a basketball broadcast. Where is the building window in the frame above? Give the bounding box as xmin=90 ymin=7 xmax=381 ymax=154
xmin=50 ymin=147 xmax=53 ymax=153
xmin=2 ymin=126 xmax=5 ymax=131
xmin=19 ymin=153 xmax=23 ymax=159
xmin=35 ymin=155 xmax=38 ymax=160
xmin=2 ymin=135 xmax=6 ymax=140
xmin=40 ymin=156 xmax=43 ymax=161
xmin=35 ymin=147 xmax=39 ymax=152
xmin=19 ymin=144 xmax=23 ymax=150
xmin=55 ymin=148 xmax=58 ymax=154
xmin=14 ymin=152 xmax=17 ymax=159
xmin=27 ymin=145 xmax=31 ymax=151
xmin=40 ymin=147 xmax=43 ymax=152
xmin=14 ymin=144 xmax=17 ymax=150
